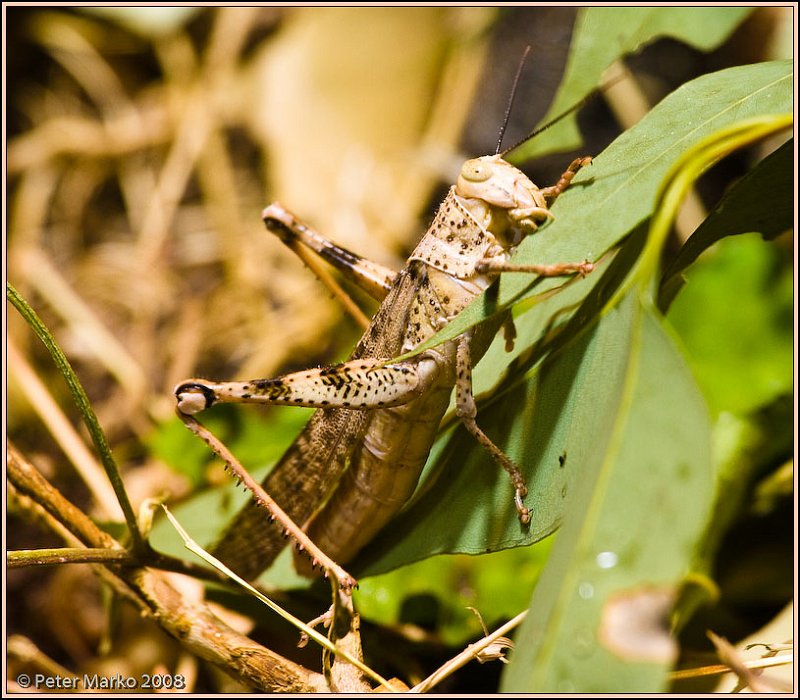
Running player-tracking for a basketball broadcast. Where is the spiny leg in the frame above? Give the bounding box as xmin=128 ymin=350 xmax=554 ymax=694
xmin=283 ymin=239 xmax=372 ymax=330
xmin=175 ymin=409 xmax=358 ymax=590
xmin=263 ymin=203 xmax=399 ymax=309
xmin=455 ymin=331 xmax=531 ymax=525
xmin=174 ymin=356 xmax=441 ymax=584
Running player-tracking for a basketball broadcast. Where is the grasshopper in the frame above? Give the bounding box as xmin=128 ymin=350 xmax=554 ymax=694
xmin=174 ymin=147 xmax=593 ymax=582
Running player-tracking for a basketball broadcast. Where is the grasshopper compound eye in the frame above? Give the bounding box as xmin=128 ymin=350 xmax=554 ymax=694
xmin=460 ymin=159 xmax=492 ymax=183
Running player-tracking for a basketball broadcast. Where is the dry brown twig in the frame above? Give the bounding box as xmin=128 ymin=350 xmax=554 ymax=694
xmin=7 ymin=443 xmax=329 ymax=692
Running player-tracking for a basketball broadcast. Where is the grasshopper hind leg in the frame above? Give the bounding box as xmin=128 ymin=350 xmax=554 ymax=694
xmin=262 ymin=203 xmax=399 ymax=308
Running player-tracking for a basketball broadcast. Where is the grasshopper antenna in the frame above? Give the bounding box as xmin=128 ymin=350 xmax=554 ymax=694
xmin=495 ymin=45 xmax=532 ymax=155
xmin=500 ymin=72 xmax=627 ymax=157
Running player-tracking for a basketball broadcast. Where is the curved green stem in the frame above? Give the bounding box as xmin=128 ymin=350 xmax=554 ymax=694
xmin=608 ymin=113 xmax=793 ymax=311
xmin=7 ymin=282 xmax=146 ymax=554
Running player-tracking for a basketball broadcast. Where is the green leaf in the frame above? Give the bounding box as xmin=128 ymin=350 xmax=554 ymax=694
xmin=148 ymin=407 xmax=312 ymax=561
xmin=518 ymin=6 xmax=754 ymax=159
xmin=500 ymin=295 xmax=713 ymax=692
xmin=355 ymin=543 xmax=552 ymax=646
xmin=148 ymin=467 xmax=270 ymax=566
xmin=148 ymin=416 xmax=222 ymax=486
xmin=148 ymin=406 xmax=312 ymax=485
xmin=659 ymin=138 xmax=793 ymax=307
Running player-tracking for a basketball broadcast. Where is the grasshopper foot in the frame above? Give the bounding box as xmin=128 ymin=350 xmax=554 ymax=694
xmin=297 ymin=606 xmax=334 ymax=648
xmin=515 ymin=488 xmax=532 ymax=525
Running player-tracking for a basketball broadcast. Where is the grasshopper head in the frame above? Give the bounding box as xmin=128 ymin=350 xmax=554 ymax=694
xmin=456 ymin=154 xmax=550 ymax=248
xmin=456 ymin=154 xmax=546 ymax=212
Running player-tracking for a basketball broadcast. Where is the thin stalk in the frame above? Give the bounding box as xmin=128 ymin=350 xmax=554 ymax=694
xmin=162 ymin=505 xmax=395 ymax=692
xmin=7 ymin=282 xmax=146 ymax=554
xmin=8 ymin=548 xmax=136 ymax=568
xmin=410 ymin=610 xmax=528 ymax=693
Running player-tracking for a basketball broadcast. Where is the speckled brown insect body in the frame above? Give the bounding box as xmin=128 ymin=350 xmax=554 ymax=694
xmin=175 ymin=154 xmax=592 ymax=580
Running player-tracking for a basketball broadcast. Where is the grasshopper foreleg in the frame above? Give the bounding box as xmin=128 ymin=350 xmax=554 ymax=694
xmin=475 ymin=156 xmax=594 ymax=278
xmin=540 ymin=156 xmax=593 ymax=204
xmin=455 ymin=331 xmax=531 ymax=525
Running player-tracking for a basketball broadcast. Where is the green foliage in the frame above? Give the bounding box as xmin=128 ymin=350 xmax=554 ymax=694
xmin=365 ymin=61 xmax=792 ymax=571
xmin=149 ymin=406 xmax=312 ymax=486
xmin=147 ymin=406 xmax=312 ymax=557
xmin=660 ymin=140 xmax=793 ymax=291
xmin=355 ymin=542 xmax=552 ymax=646
xmin=358 ymin=60 xmax=792 ymax=693
xmin=667 ymin=234 xmax=793 ymax=417
xmin=502 ymin=298 xmax=713 ymax=692
xmin=518 ymin=6 xmax=755 ymax=159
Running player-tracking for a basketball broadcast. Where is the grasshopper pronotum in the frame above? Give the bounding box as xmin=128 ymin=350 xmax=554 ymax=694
xmin=174 ymin=146 xmax=593 ymax=582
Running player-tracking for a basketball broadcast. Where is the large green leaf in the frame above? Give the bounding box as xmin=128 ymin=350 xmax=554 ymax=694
xmin=358 ymin=61 xmax=791 ymax=574
xmin=500 ymin=294 xmax=713 ymax=692
xmin=518 ymin=6 xmax=754 ymax=159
